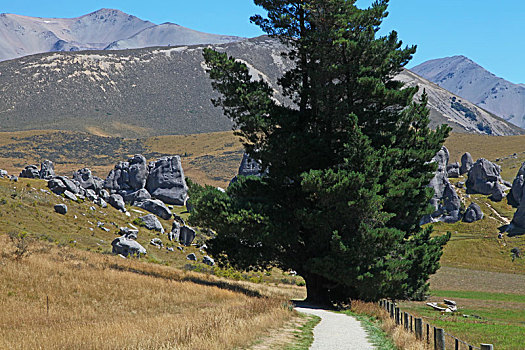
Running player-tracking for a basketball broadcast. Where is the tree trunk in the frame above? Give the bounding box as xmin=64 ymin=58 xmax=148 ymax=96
xmin=304 ymin=273 xmax=331 ymax=306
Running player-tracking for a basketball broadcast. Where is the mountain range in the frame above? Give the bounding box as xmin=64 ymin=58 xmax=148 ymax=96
xmin=0 ymin=9 xmax=242 ymax=62
xmin=412 ymin=56 xmax=525 ymax=129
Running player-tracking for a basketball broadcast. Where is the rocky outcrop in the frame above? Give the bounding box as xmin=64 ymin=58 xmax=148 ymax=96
xmin=463 ymin=203 xmax=484 ymax=223
xmin=73 ymin=168 xmax=104 ymax=192
xmin=108 ymin=194 xmax=126 ymax=212
xmin=422 ymin=146 xmax=462 ymax=224
xmin=447 ymin=162 xmax=460 ymax=178
xmin=121 ymin=188 xmax=151 ymax=205
xmin=230 ymin=153 xmax=264 ymax=185
xmin=507 ymin=162 xmax=525 ymax=235
xmin=460 ymin=152 xmax=473 ymax=175
xmin=137 ymin=214 xmax=164 ymax=233
xmin=40 ymin=160 xmax=55 ymax=180
xmin=135 ymin=199 xmax=172 ymax=220
xmin=19 ymin=165 xmax=40 ymax=178
xmin=146 ymin=156 xmax=188 ymax=205
xmin=466 ymin=158 xmax=506 ymax=201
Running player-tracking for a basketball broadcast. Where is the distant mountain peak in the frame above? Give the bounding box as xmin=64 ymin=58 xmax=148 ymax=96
xmin=412 ymin=56 xmax=525 ymax=129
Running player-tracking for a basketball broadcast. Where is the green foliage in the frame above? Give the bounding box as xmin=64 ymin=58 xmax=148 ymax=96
xmin=193 ymin=0 xmax=450 ymax=303
xmin=8 ymin=231 xmax=32 ymax=260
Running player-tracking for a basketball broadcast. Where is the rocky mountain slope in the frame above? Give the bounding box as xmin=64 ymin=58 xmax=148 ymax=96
xmin=0 ymin=9 xmax=241 ymax=62
xmin=411 ymin=56 xmax=525 ymax=129
xmin=0 ymin=37 xmax=521 ymax=137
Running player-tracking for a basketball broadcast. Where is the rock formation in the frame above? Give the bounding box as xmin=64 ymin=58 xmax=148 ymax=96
xmin=135 ymin=199 xmax=172 ymax=220
xmin=447 ymin=162 xmax=460 ymax=178
xmin=460 ymin=152 xmax=473 ymax=175
xmin=40 ymin=160 xmax=55 ymax=180
xmin=146 ymin=156 xmax=188 ymax=205
xmin=19 ymin=165 xmax=40 ymax=179
xmin=507 ymin=162 xmax=525 ymax=235
xmin=466 ymin=158 xmax=506 ymax=201
xmin=230 ymin=153 xmax=264 ymax=185
xmin=179 ymin=226 xmax=196 ymax=246
xmin=137 ymin=214 xmax=165 ymax=233
xmin=463 ymin=203 xmax=484 ymax=223
xmin=111 ymin=234 xmax=146 ymax=257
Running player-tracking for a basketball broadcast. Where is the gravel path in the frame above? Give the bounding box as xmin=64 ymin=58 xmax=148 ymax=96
xmin=295 ymin=305 xmax=375 ymax=350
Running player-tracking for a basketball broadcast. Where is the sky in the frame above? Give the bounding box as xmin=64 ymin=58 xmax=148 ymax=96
xmin=2 ymin=0 xmax=525 ymax=83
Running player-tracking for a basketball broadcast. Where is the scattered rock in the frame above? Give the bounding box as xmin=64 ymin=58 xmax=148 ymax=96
xmin=111 ymin=236 xmax=146 ymax=257
xmin=119 ymin=227 xmax=138 ymax=240
xmin=463 ymin=203 xmax=484 ymax=223
xmin=460 ymin=152 xmax=473 ymax=175
xmin=63 ymin=190 xmax=78 ymax=201
xmin=202 ymin=256 xmax=215 ymax=266
xmin=54 ymin=204 xmax=67 ymax=215
xmin=186 ymin=253 xmax=197 ymax=261
xmin=137 ymin=214 xmax=165 ymax=233
xmin=48 ymin=178 xmax=67 ymax=195
xmin=169 ymin=221 xmax=180 ymax=241
xmin=150 ymin=237 xmax=163 ymax=247
xmin=167 ymin=247 xmax=174 ymax=252
xmin=179 ymin=226 xmax=196 ymax=246
xmin=0 ymin=169 xmax=7 ymax=178
xmin=135 ymin=199 xmax=172 ymax=220
xmin=146 ymin=156 xmax=188 ymax=205
xmin=108 ymin=194 xmax=125 ymax=212
xmin=94 ymin=197 xmax=108 ymax=208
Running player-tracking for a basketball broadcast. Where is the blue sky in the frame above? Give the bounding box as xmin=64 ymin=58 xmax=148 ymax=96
xmin=3 ymin=0 xmax=524 ymax=83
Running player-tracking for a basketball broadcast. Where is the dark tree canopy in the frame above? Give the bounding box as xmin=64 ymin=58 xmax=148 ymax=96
xmin=190 ymin=0 xmax=450 ymax=304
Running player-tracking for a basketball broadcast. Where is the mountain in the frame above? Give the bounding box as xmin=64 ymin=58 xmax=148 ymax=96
xmin=0 ymin=37 xmax=521 ymax=138
xmin=0 ymin=9 xmax=242 ymax=62
xmin=105 ymin=23 xmax=243 ymax=50
xmin=411 ymin=56 xmax=525 ymax=129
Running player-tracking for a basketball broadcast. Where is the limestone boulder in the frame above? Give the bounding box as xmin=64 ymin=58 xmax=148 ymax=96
xmin=179 ymin=226 xmax=196 ymax=246
xmin=460 ymin=152 xmax=473 ymax=175
xmin=463 ymin=203 xmax=484 ymax=223
xmin=466 ymin=158 xmax=506 ymax=202
xmin=447 ymin=162 xmax=460 ymax=178
xmin=135 ymin=199 xmax=172 ymax=220
xmin=109 ymin=194 xmax=126 ymax=212
xmin=40 ymin=160 xmax=55 ymax=180
xmin=19 ymin=165 xmax=40 ymax=179
xmin=121 ymin=188 xmax=151 ymax=204
xmin=111 ymin=236 xmax=146 ymax=257
xmin=138 ymin=214 xmax=165 ymax=233
xmin=73 ymin=168 xmax=104 ymax=192
xmin=54 ymin=204 xmax=67 ymax=215
xmin=146 ymin=156 xmax=188 ymax=205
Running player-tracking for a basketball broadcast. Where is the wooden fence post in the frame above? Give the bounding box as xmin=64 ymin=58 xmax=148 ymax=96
xmin=395 ymin=307 xmax=400 ymax=325
xmin=404 ymin=312 xmax=409 ymax=330
xmin=410 ymin=315 xmax=413 ymax=332
xmin=455 ymin=338 xmax=459 ymax=350
xmin=390 ymin=302 xmax=395 ymax=318
xmin=426 ymin=323 xmax=430 ymax=343
xmin=434 ymin=328 xmax=445 ymax=350
xmin=414 ymin=318 xmax=423 ymax=340
xmin=480 ymin=345 xmax=494 ymax=350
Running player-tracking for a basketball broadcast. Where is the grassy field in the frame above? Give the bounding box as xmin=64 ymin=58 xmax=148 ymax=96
xmin=0 ymin=235 xmax=298 ymax=349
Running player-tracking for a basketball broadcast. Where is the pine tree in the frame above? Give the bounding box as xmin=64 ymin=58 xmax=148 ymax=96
xmin=191 ymin=0 xmax=451 ymax=304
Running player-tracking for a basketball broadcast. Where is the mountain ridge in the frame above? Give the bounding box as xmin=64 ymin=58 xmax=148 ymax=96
xmin=412 ymin=55 xmax=525 ymax=129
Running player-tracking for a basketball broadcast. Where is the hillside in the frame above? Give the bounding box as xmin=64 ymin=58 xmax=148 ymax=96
xmin=0 ymin=9 xmax=242 ymax=62
xmin=412 ymin=55 xmax=525 ymax=129
xmin=0 ymin=38 xmax=521 ymax=138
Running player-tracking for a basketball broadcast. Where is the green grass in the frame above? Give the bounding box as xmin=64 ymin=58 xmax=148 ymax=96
xmin=284 ymin=314 xmax=321 ymax=350
xmin=431 ymin=290 xmax=525 ymax=304
xmin=343 ymin=311 xmax=396 ymax=350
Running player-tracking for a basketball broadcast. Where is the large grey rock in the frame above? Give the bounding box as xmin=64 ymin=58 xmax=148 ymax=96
xmin=440 ymin=182 xmax=462 ymax=223
xmin=447 ymin=162 xmax=460 ymax=178
xmin=135 ymin=199 xmax=172 ymax=220
xmin=111 ymin=236 xmax=146 ymax=257
xmin=466 ymin=158 xmax=506 ymax=201
xmin=63 ymin=190 xmax=78 ymax=201
xmin=179 ymin=226 xmax=196 ymax=246
xmin=463 ymin=203 xmax=484 ymax=223
xmin=48 ymin=178 xmax=67 ymax=195
xmin=54 ymin=204 xmax=67 ymax=215
xmin=19 ymin=165 xmax=40 ymax=179
xmin=186 ymin=253 xmax=197 ymax=261
xmin=119 ymin=227 xmax=138 ymax=240
xmin=230 ymin=153 xmax=265 ymax=185
xmin=40 ymin=160 xmax=55 ymax=180
xmin=507 ymin=162 xmax=525 ymax=235
xmin=169 ymin=221 xmax=180 ymax=241
xmin=108 ymin=194 xmax=126 ymax=212
xmin=138 ymin=214 xmax=165 ymax=233
xmin=121 ymin=188 xmax=151 ymax=204
xmin=460 ymin=152 xmax=473 ymax=175
xmin=146 ymin=156 xmax=188 ymax=205
xmin=73 ymin=168 xmax=104 ymax=192
xmin=202 ymin=256 xmax=215 ymax=266
xmin=99 ymin=189 xmax=110 ymax=201
xmin=54 ymin=176 xmax=80 ymax=194
xmin=104 ymin=154 xmax=149 ymax=192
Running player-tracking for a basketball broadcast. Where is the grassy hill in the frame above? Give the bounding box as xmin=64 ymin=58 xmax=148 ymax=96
xmin=1 ymin=129 xmax=525 ymax=348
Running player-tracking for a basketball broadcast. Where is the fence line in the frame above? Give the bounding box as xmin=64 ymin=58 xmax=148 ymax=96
xmin=379 ymin=300 xmax=494 ymax=350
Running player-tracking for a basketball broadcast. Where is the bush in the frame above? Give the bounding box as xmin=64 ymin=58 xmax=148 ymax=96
xmin=8 ymin=231 xmax=32 ymax=260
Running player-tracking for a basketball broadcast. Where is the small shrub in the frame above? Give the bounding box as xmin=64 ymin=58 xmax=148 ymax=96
xmin=8 ymin=231 xmax=32 ymax=260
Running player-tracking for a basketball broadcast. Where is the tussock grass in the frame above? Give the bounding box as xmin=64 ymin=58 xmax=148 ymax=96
xmin=0 ymin=236 xmax=293 ymax=350
xmin=350 ymin=301 xmax=430 ymax=350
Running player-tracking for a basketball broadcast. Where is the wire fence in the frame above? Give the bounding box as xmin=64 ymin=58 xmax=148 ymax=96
xmin=379 ymin=300 xmax=494 ymax=350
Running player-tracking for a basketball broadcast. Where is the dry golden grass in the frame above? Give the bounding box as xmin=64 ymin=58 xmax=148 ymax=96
xmin=0 ymin=236 xmax=294 ymax=350
xmin=445 ymin=133 xmax=525 ymax=163
xmin=350 ymin=301 xmax=431 ymax=350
